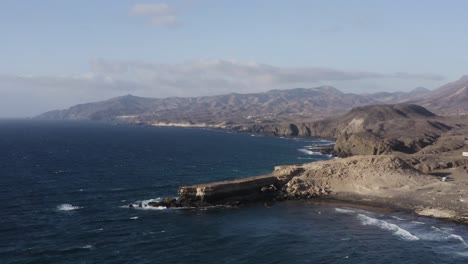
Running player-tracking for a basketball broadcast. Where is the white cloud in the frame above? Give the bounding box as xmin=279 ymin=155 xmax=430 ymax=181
xmin=0 ymin=59 xmax=446 ymax=116
xmin=130 ymin=3 xmax=177 ymax=26
xmin=2 ymin=59 xmax=445 ymax=98
xmin=89 ymin=58 xmax=445 ymax=94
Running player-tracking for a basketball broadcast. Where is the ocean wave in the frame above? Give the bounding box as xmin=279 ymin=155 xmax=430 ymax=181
xmin=297 ymin=149 xmax=322 ymax=155
xmin=126 ymin=198 xmax=168 ymax=210
xmin=80 ymin=245 xmax=94 ymax=250
xmin=335 ymin=208 xmax=356 ymax=214
xmin=136 ymin=206 xmax=167 ymax=210
xmin=57 ymin=204 xmax=81 ymax=211
xmin=357 ymin=214 xmax=419 ymax=241
xmin=448 ymin=234 xmax=468 ymax=247
xmin=455 ymin=251 xmax=468 ymax=258
xmin=422 ymin=226 xmax=468 ymax=247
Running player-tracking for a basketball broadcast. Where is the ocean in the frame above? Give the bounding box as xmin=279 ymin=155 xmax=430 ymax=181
xmin=1 ymin=120 xmax=468 ymax=264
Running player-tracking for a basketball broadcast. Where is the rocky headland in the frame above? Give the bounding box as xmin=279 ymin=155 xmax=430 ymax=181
xmin=148 ymin=104 xmax=468 ymax=223
xmin=35 ymin=74 xmax=468 ymax=223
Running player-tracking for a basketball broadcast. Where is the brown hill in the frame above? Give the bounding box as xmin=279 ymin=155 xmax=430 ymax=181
xmin=331 ymin=104 xmax=452 ymax=156
xmin=419 ymin=75 xmax=468 ymax=114
xmin=37 ymin=86 xmax=378 ymax=125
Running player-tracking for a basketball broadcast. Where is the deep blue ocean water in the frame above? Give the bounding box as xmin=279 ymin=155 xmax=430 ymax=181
xmin=1 ymin=120 xmax=468 ymax=264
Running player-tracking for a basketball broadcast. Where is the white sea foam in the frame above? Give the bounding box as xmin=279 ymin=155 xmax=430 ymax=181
xmin=130 ymin=216 xmax=139 ymax=220
xmin=125 ymin=198 xmax=168 ymax=210
xmin=425 ymin=227 xmax=468 ymax=247
xmin=357 ymin=214 xmax=419 ymax=241
xmin=335 ymin=208 xmax=356 ymax=214
xmin=420 ymin=226 xmax=468 ymax=248
xmin=391 ymin=216 xmax=406 ymax=221
xmin=297 ymin=149 xmax=321 ymax=155
xmin=140 ymin=206 xmax=167 ymax=210
xmin=57 ymin=204 xmax=81 ymax=211
xmin=81 ymin=245 xmax=94 ymax=250
xmin=448 ymin=234 xmax=468 ymax=247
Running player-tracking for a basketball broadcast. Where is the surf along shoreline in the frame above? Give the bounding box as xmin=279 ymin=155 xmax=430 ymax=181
xmin=131 ymin=104 xmax=468 ymax=224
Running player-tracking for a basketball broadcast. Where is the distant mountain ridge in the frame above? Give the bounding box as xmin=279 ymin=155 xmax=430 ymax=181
xmin=366 ymin=76 xmax=468 ymax=114
xmin=37 ymin=76 xmax=468 ymax=125
xmin=366 ymin=86 xmax=431 ymax=104
xmin=37 ymin=86 xmax=379 ymax=125
xmin=419 ymin=75 xmax=468 ymax=114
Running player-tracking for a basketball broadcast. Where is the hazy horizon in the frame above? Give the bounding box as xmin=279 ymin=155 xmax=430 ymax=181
xmin=2 ymin=0 xmax=468 ymax=117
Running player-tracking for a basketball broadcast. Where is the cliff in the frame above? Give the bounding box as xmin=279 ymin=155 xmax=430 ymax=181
xmin=148 ymin=155 xmax=468 ymax=223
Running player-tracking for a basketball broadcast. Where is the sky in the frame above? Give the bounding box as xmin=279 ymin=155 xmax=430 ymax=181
xmin=1 ymin=0 xmax=468 ymax=117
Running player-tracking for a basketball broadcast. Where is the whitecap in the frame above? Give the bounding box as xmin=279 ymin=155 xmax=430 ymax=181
xmin=130 ymin=216 xmax=139 ymax=220
xmin=81 ymin=245 xmax=94 ymax=250
xmin=335 ymin=208 xmax=356 ymax=214
xmin=391 ymin=216 xmax=406 ymax=221
xmin=57 ymin=204 xmax=81 ymax=211
xmin=297 ymin=149 xmax=321 ymax=155
xmin=448 ymin=234 xmax=468 ymax=247
xmin=357 ymin=214 xmax=419 ymax=241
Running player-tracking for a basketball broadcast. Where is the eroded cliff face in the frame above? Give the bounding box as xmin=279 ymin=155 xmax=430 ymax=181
xmin=281 ymin=155 xmax=434 ymax=199
xmin=239 ymin=104 xmax=460 ymax=160
xmin=157 ymin=155 xmax=435 ymax=208
xmin=330 ymin=105 xmax=451 ymax=156
xmin=232 ymin=120 xmax=339 ymax=138
xmin=334 ymin=132 xmax=393 ymax=156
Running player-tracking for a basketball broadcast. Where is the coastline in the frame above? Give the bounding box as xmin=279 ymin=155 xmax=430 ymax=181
xmin=29 ymin=118 xmax=468 ymax=225
xmin=148 ymin=154 xmax=468 ymax=225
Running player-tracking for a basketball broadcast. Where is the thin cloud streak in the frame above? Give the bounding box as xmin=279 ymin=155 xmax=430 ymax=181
xmin=130 ymin=3 xmax=177 ymax=26
xmin=1 ymin=59 xmax=445 ymax=97
xmin=0 ymin=59 xmax=446 ymax=116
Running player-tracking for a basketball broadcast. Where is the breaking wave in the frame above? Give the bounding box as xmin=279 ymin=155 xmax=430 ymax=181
xmin=335 ymin=208 xmax=356 ymax=214
xmin=297 ymin=149 xmax=322 ymax=155
xmin=57 ymin=204 xmax=82 ymax=211
xmin=422 ymin=226 xmax=468 ymax=247
xmin=357 ymin=214 xmax=420 ymax=241
xmin=126 ymin=198 xmax=167 ymax=210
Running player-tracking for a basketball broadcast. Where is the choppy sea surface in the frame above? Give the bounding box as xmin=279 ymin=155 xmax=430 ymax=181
xmin=1 ymin=120 xmax=468 ymax=264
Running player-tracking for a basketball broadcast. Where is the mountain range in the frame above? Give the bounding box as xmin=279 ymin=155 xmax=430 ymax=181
xmin=37 ymin=75 xmax=468 ymax=126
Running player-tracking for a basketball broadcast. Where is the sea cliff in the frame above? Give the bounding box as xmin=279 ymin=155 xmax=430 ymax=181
xmin=146 ymin=104 xmax=468 ymax=223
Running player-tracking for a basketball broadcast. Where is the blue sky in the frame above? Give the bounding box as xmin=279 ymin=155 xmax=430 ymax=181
xmin=1 ymin=0 xmax=468 ymax=117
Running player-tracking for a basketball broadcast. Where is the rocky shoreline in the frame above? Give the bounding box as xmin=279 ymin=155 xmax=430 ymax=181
xmin=142 ymin=155 xmax=468 ymax=224
xmin=134 ymin=104 xmax=468 ymax=224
